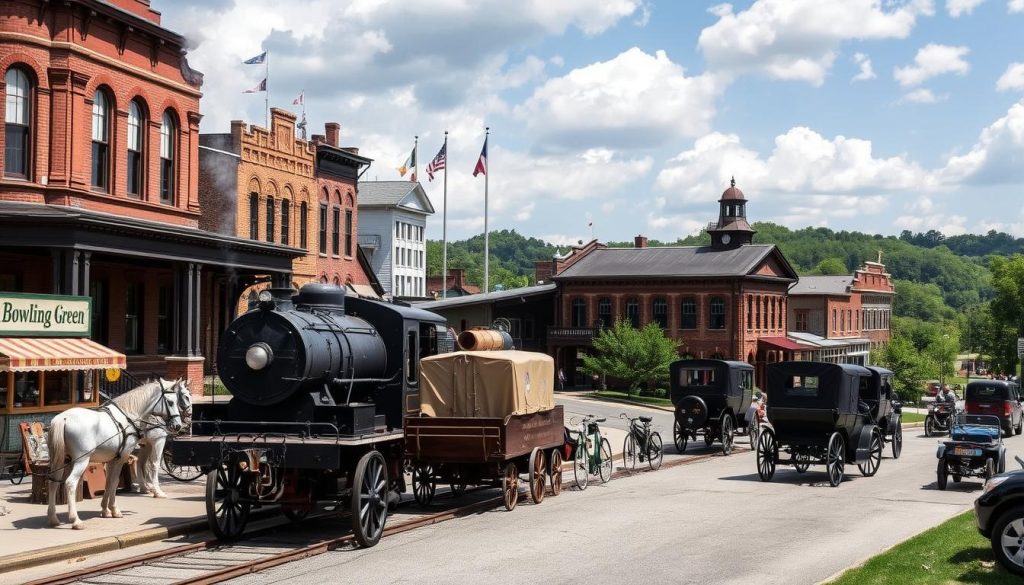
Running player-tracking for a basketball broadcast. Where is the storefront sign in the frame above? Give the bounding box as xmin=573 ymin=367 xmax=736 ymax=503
xmin=0 ymin=293 xmax=91 ymax=337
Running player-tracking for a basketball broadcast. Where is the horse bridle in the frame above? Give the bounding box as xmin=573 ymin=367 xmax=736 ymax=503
xmin=101 ymin=380 xmax=183 ymax=459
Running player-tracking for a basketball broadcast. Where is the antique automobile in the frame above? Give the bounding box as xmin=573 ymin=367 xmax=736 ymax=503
xmin=404 ymin=350 xmax=565 ymax=511
xmin=974 ymin=455 xmax=1024 ymax=576
xmin=964 ymin=380 xmax=1023 ymax=437
xmin=936 ymin=414 xmax=1006 ymax=490
xmin=865 ymin=366 xmax=903 ymax=458
xmin=670 ymin=359 xmax=756 ymax=455
xmin=756 ymin=361 xmax=883 ymax=487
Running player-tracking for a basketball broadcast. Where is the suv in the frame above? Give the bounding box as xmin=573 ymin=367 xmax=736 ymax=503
xmin=965 ymin=380 xmax=1023 ymax=437
xmin=975 ymin=458 xmax=1024 ymax=576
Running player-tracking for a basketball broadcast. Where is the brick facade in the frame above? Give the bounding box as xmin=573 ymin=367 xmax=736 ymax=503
xmin=312 ymin=125 xmax=371 ymax=287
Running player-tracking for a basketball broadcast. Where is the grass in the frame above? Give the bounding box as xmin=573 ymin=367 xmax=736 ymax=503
xmin=204 ymin=377 xmax=232 ymax=396
xmin=591 ymin=390 xmax=673 ymax=407
xmin=903 ymin=412 xmax=926 ymax=423
xmin=827 ymin=511 xmax=1013 ymax=584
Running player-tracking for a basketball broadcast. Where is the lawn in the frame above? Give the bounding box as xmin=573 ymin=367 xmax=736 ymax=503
xmin=902 ymin=412 xmax=926 ymax=423
xmin=591 ymin=390 xmax=673 ymax=408
xmin=827 ymin=511 xmax=1013 ymax=584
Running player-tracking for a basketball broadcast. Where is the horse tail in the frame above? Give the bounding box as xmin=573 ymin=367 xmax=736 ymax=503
xmin=47 ymin=415 xmax=68 ymax=482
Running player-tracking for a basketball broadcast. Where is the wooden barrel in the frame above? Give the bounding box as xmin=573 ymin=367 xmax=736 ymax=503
xmin=457 ymin=329 xmax=512 ymax=351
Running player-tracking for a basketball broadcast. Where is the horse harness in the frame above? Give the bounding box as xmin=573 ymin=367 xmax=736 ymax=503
xmin=99 ymin=380 xmax=178 ymax=460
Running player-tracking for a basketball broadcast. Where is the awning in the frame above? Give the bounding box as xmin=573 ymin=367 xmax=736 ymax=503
xmin=758 ymin=336 xmax=807 ymax=351
xmin=347 ymin=283 xmax=381 ymax=299
xmin=0 ymin=337 xmax=127 ymax=372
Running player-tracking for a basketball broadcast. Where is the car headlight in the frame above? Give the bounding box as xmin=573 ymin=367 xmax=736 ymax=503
xmin=984 ymin=475 xmax=1009 ymax=494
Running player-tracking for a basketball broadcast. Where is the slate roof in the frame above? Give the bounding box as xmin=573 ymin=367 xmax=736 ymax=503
xmin=358 ymin=181 xmax=435 ymax=213
xmin=552 ymin=244 xmax=795 ymax=280
xmin=413 ymin=284 xmax=557 ymax=310
xmin=789 ymin=275 xmax=854 ymax=296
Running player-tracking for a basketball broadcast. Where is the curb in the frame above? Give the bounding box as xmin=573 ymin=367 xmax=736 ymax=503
xmin=581 ymin=393 xmax=675 ymax=413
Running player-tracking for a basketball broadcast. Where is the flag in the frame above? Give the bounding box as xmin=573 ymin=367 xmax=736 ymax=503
xmin=243 ymin=52 xmax=267 ymax=65
xmin=426 ymin=143 xmax=446 ymax=182
xmin=398 ymin=146 xmax=416 ymax=178
xmin=242 ymin=79 xmax=266 ymax=93
xmin=293 ymin=92 xmax=304 ymax=106
xmin=472 ymin=137 xmax=487 ymax=177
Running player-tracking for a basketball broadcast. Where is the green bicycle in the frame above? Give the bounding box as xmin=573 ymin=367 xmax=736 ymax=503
xmin=567 ymin=414 xmax=612 ymax=489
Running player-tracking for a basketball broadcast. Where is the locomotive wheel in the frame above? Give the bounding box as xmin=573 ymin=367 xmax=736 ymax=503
xmin=503 ymin=462 xmax=519 ymax=511
xmin=528 ymin=449 xmax=546 ymax=504
xmin=598 ymin=438 xmax=613 ymax=484
xmin=623 ymin=433 xmax=639 ymax=471
xmin=351 ymin=451 xmax=388 ymax=548
xmin=936 ymin=458 xmax=948 ymax=490
xmin=206 ymin=463 xmax=250 ymax=540
xmin=573 ymin=441 xmax=589 ymax=491
xmin=794 ymin=451 xmax=811 ymax=474
xmin=892 ymin=419 xmax=903 ymax=459
xmin=825 ymin=432 xmax=845 ymax=487
xmin=548 ymin=449 xmax=563 ymax=496
xmin=858 ymin=429 xmax=883 ymax=477
xmin=449 ymin=466 xmax=467 ymax=497
xmin=721 ymin=416 xmax=735 ymax=456
xmin=412 ymin=464 xmax=435 ymax=506
xmin=647 ymin=432 xmax=664 ymax=471
xmin=673 ymin=420 xmax=688 ymax=453
xmin=756 ymin=429 xmax=776 ymax=482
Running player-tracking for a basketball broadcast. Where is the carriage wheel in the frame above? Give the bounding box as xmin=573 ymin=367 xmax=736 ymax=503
xmin=623 ymin=433 xmax=639 ymax=471
xmin=351 ymin=451 xmax=388 ymax=548
xmin=529 ymin=449 xmax=546 ymax=504
xmin=892 ymin=418 xmax=903 ymax=459
xmin=673 ymin=420 xmax=688 ymax=453
xmin=206 ymin=462 xmax=250 ymax=540
xmin=936 ymin=458 xmax=948 ymax=490
xmin=502 ymin=462 xmax=519 ymax=511
xmin=573 ymin=441 xmax=589 ymax=490
xmin=794 ymin=451 xmax=811 ymax=474
xmin=598 ymin=438 xmax=613 ymax=483
xmin=721 ymin=416 xmax=735 ymax=456
xmin=756 ymin=429 xmax=776 ymax=482
xmin=449 ymin=466 xmax=467 ymax=497
xmin=825 ymin=432 xmax=845 ymax=487
xmin=412 ymin=463 xmax=435 ymax=506
xmin=858 ymin=429 xmax=883 ymax=477
xmin=162 ymin=446 xmax=204 ymax=482
xmin=647 ymin=432 xmax=664 ymax=471
xmin=548 ymin=449 xmax=563 ymax=496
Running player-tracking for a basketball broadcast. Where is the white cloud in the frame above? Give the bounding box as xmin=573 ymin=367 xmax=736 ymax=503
xmin=941 ymin=99 xmax=1024 ymax=185
xmin=893 ymin=212 xmax=968 ymax=234
xmin=997 ymin=63 xmax=1024 ymax=92
xmin=900 ymin=88 xmax=946 ymax=103
xmin=515 ymin=48 xmax=724 ymax=150
xmin=514 ymin=202 xmax=536 ymax=221
xmin=894 ymin=43 xmax=970 ymax=87
xmin=539 ymin=234 xmax=589 ymax=247
xmin=698 ymin=0 xmax=934 ymax=86
xmin=645 ymin=213 xmax=706 ymax=237
xmin=852 ymin=53 xmax=876 ymax=81
xmin=947 ymin=0 xmax=985 ymax=17
xmin=1010 ymin=0 xmax=1024 ymax=12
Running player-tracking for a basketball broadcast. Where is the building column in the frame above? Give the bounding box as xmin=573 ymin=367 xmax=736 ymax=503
xmin=51 ymin=249 xmax=90 ymax=296
xmin=168 ymin=262 xmax=204 ymax=396
xmin=639 ymin=293 xmax=651 ymax=327
xmin=667 ymin=293 xmax=680 ymax=338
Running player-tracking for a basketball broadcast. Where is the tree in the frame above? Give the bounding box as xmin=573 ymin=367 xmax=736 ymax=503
xmin=988 ymin=255 xmax=1024 ymax=376
xmin=872 ymin=336 xmax=935 ymax=403
xmin=579 ymin=320 xmax=678 ymax=395
xmin=812 ymin=257 xmax=848 ymax=275
xmin=925 ymin=327 xmax=960 ymax=387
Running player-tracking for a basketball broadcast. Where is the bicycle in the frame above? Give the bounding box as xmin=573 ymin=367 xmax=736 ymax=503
xmin=567 ymin=414 xmax=612 ymax=490
xmin=621 ymin=413 xmax=663 ymax=471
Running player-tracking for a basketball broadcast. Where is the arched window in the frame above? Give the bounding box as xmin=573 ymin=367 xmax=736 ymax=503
xmin=746 ymin=296 xmax=752 ymax=330
xmin=681 ymin=298 xmax=697 ymax=329
xmin=755 ymin=295 xmax=761 ymax=329
xmin=571 ymin=298 xmax=587 ymax=328
xmin=248 ymin=192 xmax=259 ymax=239
xmin=709 ymin=297 xmax=726 ymax=329
xmin=597 ymin=298 xmax=612 ymax=327
xmin=266 ymin=197 xmax=275 ymax=243
xmin=91 ymin=88 xmax=111 ymax=190
xmin=653 ymin=297 xmax=668 ymax=329
xmin=126 ymin=100 xmax=144 ymax=196
xmin=832 ymin=308 xmax=837 ymax=332
xmin=280 ymin=199 xmax=290 ymax=245
xmin=626 ymin=298 xmax=640 ymax=328
xmin=770 ymin=297 xmax=776 ymax=330
xmin=847 ymin=309 xmax=852 ymax=333
xmin=160 ymin=112 xmax=176 ymax=203
xmin=299 ymin=201 xmax=309 ymax=248
xmin=5 ymin=67 xmax=32 ymax=178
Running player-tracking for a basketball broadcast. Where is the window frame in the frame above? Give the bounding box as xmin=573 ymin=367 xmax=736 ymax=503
xmin=248 ymin=192 xmax=259 ymax=240
xmin=4 ymin=67 xmax=32 ymax=179
xmin=126 ymin=99 xmax=144 ymax=197
xmin=680 ymin=297 xmax=697 ymax=330
xmin=159 ymin=112 xmax=176 ymax=204
xmin=90 ymin=88 xmax=111 ymax=191
xmin=280 ymin=199 xmax=290 ymax=245
xmin=709 ymin=296 xmax=726 ymax=330
xmin=266 ymin=197 xmax=275 ymax=243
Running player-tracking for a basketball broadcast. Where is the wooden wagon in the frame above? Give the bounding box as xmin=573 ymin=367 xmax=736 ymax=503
xmin=404 ymin=350 xmax=565 ymax=511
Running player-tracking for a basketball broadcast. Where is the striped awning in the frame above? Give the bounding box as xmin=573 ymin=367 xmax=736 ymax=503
xmin=0 ymin=337 xmax=126 ymax=372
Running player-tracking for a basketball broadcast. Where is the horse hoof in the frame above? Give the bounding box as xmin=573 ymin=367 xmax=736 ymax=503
xmin=48 ymin=517 xmax=61 ymax=528
xmin=72 ymin=522 xmax=85 ymax=530
xmin=152 ymin=491 xmax=167 ymax=499
xmin=111 ymin=510 xmax=123 ymax=519
xmin=101 ymin=509 xmax=112 ymax=518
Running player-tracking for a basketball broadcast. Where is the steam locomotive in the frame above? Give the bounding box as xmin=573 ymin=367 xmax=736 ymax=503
xmin=172 ymin=283 xmax=450 ymax=547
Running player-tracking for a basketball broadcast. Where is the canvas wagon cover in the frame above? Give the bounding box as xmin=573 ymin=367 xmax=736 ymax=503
xmin=419 ymin=350 xmax=555 ymax=418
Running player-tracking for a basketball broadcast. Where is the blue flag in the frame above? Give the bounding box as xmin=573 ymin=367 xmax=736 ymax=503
xmin=243 ymin=52 xmax=266 ymax=65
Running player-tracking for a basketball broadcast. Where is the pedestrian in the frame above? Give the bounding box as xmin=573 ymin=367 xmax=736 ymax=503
xmin=557 ymin=368 xmax=566 ymax=391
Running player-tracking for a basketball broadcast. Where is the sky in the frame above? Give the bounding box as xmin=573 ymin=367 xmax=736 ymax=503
xmin=157 ymin=0 xmax=1024 ymax=246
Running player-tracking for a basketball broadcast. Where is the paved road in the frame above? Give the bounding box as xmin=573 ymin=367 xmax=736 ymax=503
xmin=556 ymin=393 xmax=675 ymax=433
xmin=226 ymin=426 xmax=1015 ymax=585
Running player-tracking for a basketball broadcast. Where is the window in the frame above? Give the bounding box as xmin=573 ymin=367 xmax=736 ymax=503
xmin=345 ymin=210 xmax=353 ymax=256
xmin=13 ymin=371 xmax=40 ymax=409
xmin=795 ymin=310 xmax=808 ymax=332
xmin=249 ymin=193 xmax=259 ymax=239
xmin=626 ymin=298 xmax=640 ymax=328
xmin=159 ymin=112 xmax=175 ymax=203
xmin=832 ymin=308 xmax=837 ymax=332
xmin=319 ymin=203 xmax=328 ymax=254
xmin=755 ymin=296 xmax=761 ymax=329
xmin=653 ymin=297 xmax=668 ymax=329
xmin=709 ymin=297 xmax=725 ymax=329
xmin=331 ymin=207 xmax=340 ymax=255
xmin=746 ymin=296 xmax=752 ymax=330
xmin=770 ymin=297 xmax=776 ymax=330
xmin=407 ymin=330 xmax=418 ymax=383
xmin=266 ymin=198 xmax=275 ymax=242
xmin=840 ymin=310 xmax=845 ymax=332
xmin=597 ymin=298 xmax=612 ymax=327
xmin=785 ymin=375 xmax=820 ymax=398
xmin=43 ymin=372 xmax=73 ymax=406
xmin=125 ymin=282 xmax=143 ymax=354
xmin=126 ymin=100 xmax=144 ymax=196
xmin=299 ymin=202 xmax=308 ymax=248
xmin=90 ymin=280 xmax=107 ymax=345
xmin=280 ymin=200 xmax=290 ymax=245
xmin=681 ymin=298 xmax=697 ymax=329
xmin=847 ymin=309 xmax=853 ymax=332
xmin=571 ymin=298 xmax=587 ymax=327
xmin=4 ymin=67 xmax=31 ymax=178
xmin=680 ymin=368 xmax=716 ymax=386
xmin=91 ymin=89 xmax=110 ymax=190
xmin=157 ymin=284 xmax=172 ymax=354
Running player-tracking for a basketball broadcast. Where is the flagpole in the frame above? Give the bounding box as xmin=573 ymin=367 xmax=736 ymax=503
xmin=264 ymin=52 xmax=269 ymax=129
xmin=413 ymin=135 xmax=418 ymax=182
xmin=483 ymin=127 xmax=490 ymax=294
xmin=442 ymin=131 xmax=449 ymax=300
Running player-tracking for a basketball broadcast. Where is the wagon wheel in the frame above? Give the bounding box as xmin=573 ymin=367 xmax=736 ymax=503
xmin=528 ymin=449 xmax=546 ymax=504
xmin=825 ymin=432 xmax=845 ymax=487
xmin=162 ymin=446 xmax=204 ymax=482
xmin=502 ymin=462 xmax=519 ymax=511
xmin=647 ymin=432 xmax=664 ymax=471
xmin=623 ymin=433 xmax=639 ymax=471
xmin=936 ymin=458 xmax=948 ymax=490
xmin=892 ymin=418 xmax=903 ymax=459
xmin=449 ymin=466 xmax=467 ymax=497
xmin=858 ymin=429 xmax=883 ymax=477
xmin=598 ymin=438 xmax=613 ymax=483
xmin=985 ymin=458 xmax=996 ymax=480
xmin=721 ymin=415 xmax=735 ymax=456
xmin=206 ymin=462 xmax=250 ymax=540
xmin=756 ymin=428 xmax=776 ymax=482
xmin=673 ymin=420 xmax=688 ymax=453
xmin=794 ymin=451 xmax=811 ymax=474
xmin=548 ymin=449 xmax=563 ymax=496
xmin=351 ymin=451 xmax=388 ymax=548
xmin=573 ymin=441 xmax=589 ymax=491
xmin=411 ymin=463 xmax=436 ymax=506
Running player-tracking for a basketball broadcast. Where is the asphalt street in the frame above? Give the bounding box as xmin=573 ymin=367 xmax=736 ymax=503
xmin=225 ymin=422 xmax=1011 ymax=585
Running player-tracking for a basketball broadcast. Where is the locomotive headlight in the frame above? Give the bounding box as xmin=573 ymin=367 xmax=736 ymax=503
xmin=257 ymin=290 xmax=275 ymax=311
xmin=245 ymin=342 xmax=274 ymax=370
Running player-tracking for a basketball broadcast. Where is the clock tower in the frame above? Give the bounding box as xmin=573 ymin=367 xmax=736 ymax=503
xmin=707 ymin=178 xmax=756 ymax=249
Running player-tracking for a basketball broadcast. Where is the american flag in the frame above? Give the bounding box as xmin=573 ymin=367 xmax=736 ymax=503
xmin=426 ymin=143 xmax=446 ymax=181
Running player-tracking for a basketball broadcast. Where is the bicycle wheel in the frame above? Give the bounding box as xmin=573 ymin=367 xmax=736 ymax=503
xmin=647 ymin=432 xmax=663 ymax=471
xmin=573 ymin=440 xmax=589 ymax=490
xmin=623 ymin=433 xmax=639 ymax=471
xmin=598 ymin=438 xmax=613 ymax=483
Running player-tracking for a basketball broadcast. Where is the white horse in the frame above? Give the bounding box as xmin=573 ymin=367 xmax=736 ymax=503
xmin=134 ymin=381 xmax=193 ymax=498
xmin=47 ymin=379 xmax=185 ymax=529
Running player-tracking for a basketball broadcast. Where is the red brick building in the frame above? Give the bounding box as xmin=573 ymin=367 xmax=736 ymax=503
xmin=426 ymin=268 xmax=481 ymax=298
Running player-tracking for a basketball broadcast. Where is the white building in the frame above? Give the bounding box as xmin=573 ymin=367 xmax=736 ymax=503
xmin=357 ymin=181 xmax=434 ymax=298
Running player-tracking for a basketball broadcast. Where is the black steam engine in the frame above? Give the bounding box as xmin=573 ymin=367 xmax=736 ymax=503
xmin=173 ymin=283 xmax=449 ymax=547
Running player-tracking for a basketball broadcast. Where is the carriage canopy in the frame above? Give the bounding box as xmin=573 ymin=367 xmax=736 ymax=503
xmin=767 ymin=361 xmax=872 ymax=413
xmin=419 ymin=350 xmax=555 ymax=418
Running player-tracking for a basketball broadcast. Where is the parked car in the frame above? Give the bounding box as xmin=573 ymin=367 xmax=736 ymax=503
xmin=964 ymin=380 xmax=1023 ymax=437
xmin=975 ymin=456 xmax=1024 ymax=576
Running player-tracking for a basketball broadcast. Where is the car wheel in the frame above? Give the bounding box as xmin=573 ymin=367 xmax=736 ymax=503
xmin=990 ymin=506 xmax=1024 ymax=577
xmin=936 ymin=458 xmax=948 ymax=491
xmin=985 ymin=458 xmax=996 ymax=480
xmin=924 ymin=416 xmax=934 ymax=437
xmin=1016 ymin=416 xmax=1022 ymax=436
xmin=892 ymin=418 xmax=903 ymax=459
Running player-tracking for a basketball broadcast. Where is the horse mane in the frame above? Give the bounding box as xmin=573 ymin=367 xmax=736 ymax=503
xmin=111 ymin=380 xmax=174 ymax=418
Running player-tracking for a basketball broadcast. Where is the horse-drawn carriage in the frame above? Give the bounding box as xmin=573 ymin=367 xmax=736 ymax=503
xmin=670 ymin=359 xmax=756 ymax=455
xmin=864 ymin=366 xmax=903 ymax=458
xmin=404 ymin=350 xmax=564 ymax=511
xmin=756 ymin=361 xmax=884 ymax=487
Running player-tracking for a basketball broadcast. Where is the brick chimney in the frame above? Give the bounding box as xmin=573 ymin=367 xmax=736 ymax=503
xmin=535 ymin=260 xmax=554 ymax=283
xmin=634 ymin=235 xmax=648 ymax=248
xmin=449 ymin=268 xmax=465 ymax=289
xmin=311 ymin=134 xmax=326 ymax=145
xmin=325 ymin=122 xmax=340 ymax=147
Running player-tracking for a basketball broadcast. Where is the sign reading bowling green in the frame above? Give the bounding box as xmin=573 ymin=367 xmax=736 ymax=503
xmin=0 ymin=293 xmax=91 ymax=337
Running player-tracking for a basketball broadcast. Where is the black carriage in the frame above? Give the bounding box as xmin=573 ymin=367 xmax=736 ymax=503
xmin=670 ymin=359 xmax=755 ymax=455
xmin=865 ymin=366 xmax=903 ymax=458
xmin=171 ymin=284 xmax=450 ymax=547
xmin=756 ymin=361 xmax=883 ymax=487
